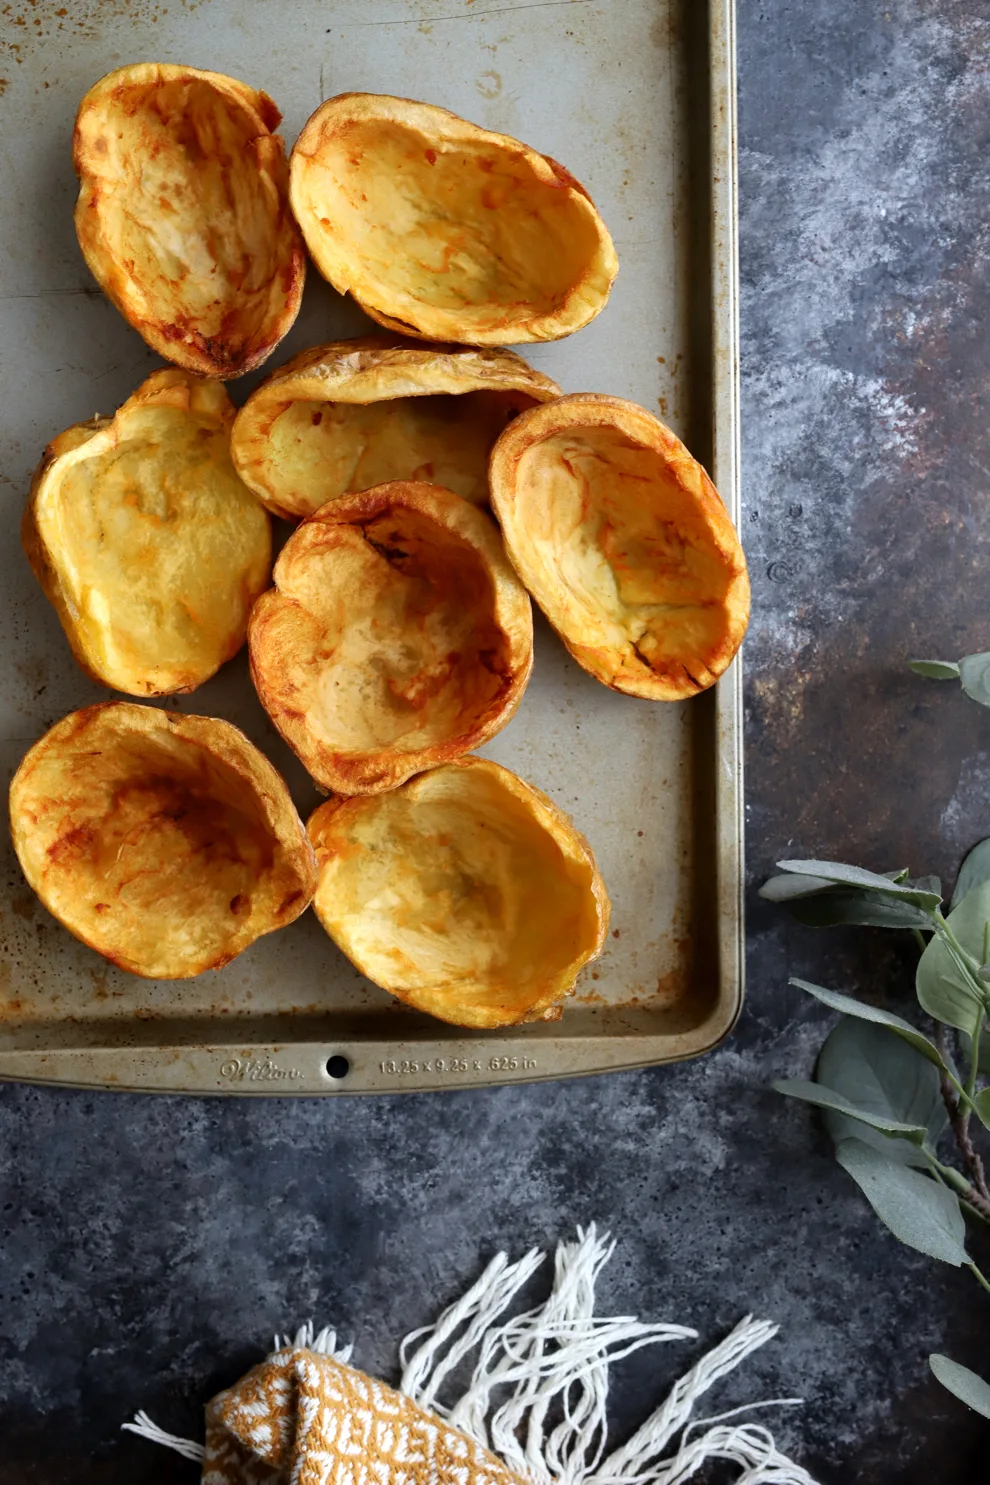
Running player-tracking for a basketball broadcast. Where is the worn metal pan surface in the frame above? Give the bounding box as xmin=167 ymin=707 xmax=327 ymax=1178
xmin=0 ymin=0 xmax=742 ymax=1095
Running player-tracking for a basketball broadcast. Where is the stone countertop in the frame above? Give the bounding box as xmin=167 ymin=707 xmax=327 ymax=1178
xmin=2 ymin=1 xmax=990 ymax=1481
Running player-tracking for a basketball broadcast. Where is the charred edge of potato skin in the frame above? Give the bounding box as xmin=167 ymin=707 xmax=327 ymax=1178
xmin=8 ymin=702 xmax=318 ymax=980
xmin=247 ymin=483 xmax=534 ymax=796
xmin=306 ymin=757 xmax=610 ymax=1029
xmin=288 ymin=93 xmax=617 ymax=347
xmin=488 ymin=394 xmax=751 ymax=702
xmin=229 ymin=337 xmax=562 ymax=519
xmin=73 ymin=64 xmax=306 ymax=379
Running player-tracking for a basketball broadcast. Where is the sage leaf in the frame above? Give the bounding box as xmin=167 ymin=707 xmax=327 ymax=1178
xmin=788 ymin=891 xmax=933 ymax=931
xmin=951 ymin=838 xmax=990 ymax=910
xmin=759 ymin=872 xmax=842 ymax=902
xmin=835 ymin=1138 xmax=968 ymax=1265
xmin=908 ymin=875 xmax=942 ymax=897
xmin=916 ymin=881 xmax=990 ymax=1032
xmin=788 ymin=980 xmax=948 ymax=1069
xmin=773 ymin=1078 xmax=928 ymax=1142
xmin=816 ymin=1018 xmax=947 ymax=1162
xmin=929 ymin=1355 xmax=990 ymax=1419
xmin=909 ymin=660 xmax=961 ymax=680
xmin=775 ymin=860 xmax=941 ymax=911
xmin=959 ymin=652 xmax=990 ymax=708
xmin=972 ymin=1087 xmax=990 ymax=1131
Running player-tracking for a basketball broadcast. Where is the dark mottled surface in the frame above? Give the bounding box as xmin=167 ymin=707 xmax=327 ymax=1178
xmin=3 ymin=1 xmax=990 ymax=1482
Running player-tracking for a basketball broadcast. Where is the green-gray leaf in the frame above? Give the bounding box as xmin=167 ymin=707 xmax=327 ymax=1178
xmin=775 ymin=860 xmax=941 ymax=910
xmin=835 ymin=1138 xmax=968 ymax=1264
xmin=973 ymin=1087 xmax=990 ymax=1131
xmin=929 ymin=1355 xmax=990 ymax=1418
xmin=952 ymin=838 xmax=990 ymax=910
xmin=788 ymin=980 xmax=948 ymax=1069
xmin=916 ymin=882 xmax=990 ymax=1031
xmin=759 ymin=872 xmax=842 ymax=903
xmin=909 ymin=660 xmax=961 ymax=680
xmin=815 ymin=1018 xmax=947 ymax=1163
xmin=788 ymin=891 xmax=933 ymax=931
xmin=773 ymin=1078 xmax=928 ymax=1142
xmin=908 ymin=875 xmax=942 ymax=897
xmin=959 ymin=652 xmax=990 ymax=708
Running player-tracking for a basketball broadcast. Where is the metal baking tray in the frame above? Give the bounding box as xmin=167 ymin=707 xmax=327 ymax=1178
xmin=0 ymin=0 xmax=742 ymax=1095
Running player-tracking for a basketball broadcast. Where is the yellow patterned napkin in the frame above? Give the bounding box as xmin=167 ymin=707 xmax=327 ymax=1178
xmin=201 ymin=1346 xmax=524 ymax=1485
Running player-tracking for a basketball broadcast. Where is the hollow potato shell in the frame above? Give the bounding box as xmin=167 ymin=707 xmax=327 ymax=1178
xmin=74 ymin=63 xmax=305 ymax=377
xmin=249 ymin=482 xmax=533 ymax=795
xmin=9 ymin=704 xmax=317 ymax=979
xmin=289 ymin=93 xmax=617 ymax=346
xmin=307 ymin=757 xmax=609 ymax=1028
xmin=489 ymin=395 xmax=751 ymax=700
xmin=231 ymin=337 xmax=561 ymax=518
xmin=23 ymin=369 xmax=272 ymax=698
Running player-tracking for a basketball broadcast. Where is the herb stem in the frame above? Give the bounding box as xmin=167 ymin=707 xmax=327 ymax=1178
xmin=912 ymin=928 xmax=928 ymax=955
xmin=936 ymin=911 xmax=981 ymax=971
xmin=926 ymin=1157 xmax=990 ymax=1223
xmin=934 ymin=1030 xmax=981 ymax=1117
xmin=969 ymin=1262 xmax=990 ymax=1297
xmin=935 ymin=913 xmax=990 ymax=1011
xmin=965 ymin=1005 xmax=985 ymax=1104
xmin=934 ymin=1026 xmax=990 ymax=1210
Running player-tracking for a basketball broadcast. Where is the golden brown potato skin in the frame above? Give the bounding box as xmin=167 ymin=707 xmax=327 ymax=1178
xmin=289 ymin=93 xmax=617 ymax=346
xmin=23 ymin=369 xmax=272 ymax=698
xmin=74 ymin=63 xmax=305 ymax=377
xmin=231 ymin=336 xmax=561 ymax=518
xmin=249 ymin=481 xmax=533 ymax=795
xmin=9 ymin=704 xmax=317 ymax=980
xmin=308 ymin=757 xmax=609 ymax=1028
xmin=490 ymin=395 xmax=751 ymax=701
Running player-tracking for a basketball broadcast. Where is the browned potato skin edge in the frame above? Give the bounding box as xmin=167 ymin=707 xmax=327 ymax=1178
xmin=248 ymin=482 xmax=535 ymax=795
xmin=306 ymin=756 xmax=610 ymax=1028
xmin=289 ymin=92 xmax=617 ymax=346
xmin=230 ymin=335 xmax=562 ymax=520
xmin=8 ymin=703 xmax=318 ymax=980
xmin=73 ymin=63 xmax=306 ymax=378
xmin=489 ymin=393 xmax=752 ymax=702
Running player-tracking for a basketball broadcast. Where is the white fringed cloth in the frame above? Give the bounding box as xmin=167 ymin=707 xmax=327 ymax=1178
xmin=125 ymin=1227 xmax=819 ymax=1485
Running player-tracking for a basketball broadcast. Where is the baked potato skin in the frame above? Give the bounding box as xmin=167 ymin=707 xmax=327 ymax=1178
xmin=307 ymin=756 xmax=610 ymax=1028
xmin=74 ymin=63 xmax=305 ymax=377
xmin=490 ymin=394 xmax=751 ymax=701
xmin=8 ymin=703 xmax=317 ymax=980
xmin=289 ymin=93 xmax=617 ymax=346
xmin=249 ymin=481 xmax=534 ymax=795
xmin=230 ymin=336 xmax=561 ymax=518
xmin=23 ymin=369 xmax=272 ymax=698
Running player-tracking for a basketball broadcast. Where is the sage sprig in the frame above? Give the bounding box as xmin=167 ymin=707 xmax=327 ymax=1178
xmin=910 ymin=649 xmax=990 ymax=707
xmin=762 ymin=658 xmax=990 ymax=1416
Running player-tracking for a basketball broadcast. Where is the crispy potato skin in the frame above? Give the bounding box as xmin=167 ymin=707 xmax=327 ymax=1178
xmin=23 ymin=369 xmax=272 ymax=698
xmin=249 ymin=481 xmax=533 ymax=795
xmin=489 ymin=395 xmax=751 ymax=701
xmin=307 ymin=757 xmax=609 ymax=1028
xmin=289 ymin=93 xmax=617 ymax=345
xmin=74 ymin=63 xmax=305 ymax=377
xmin=231 ymin=336 xmax=561 ymax=518
xmin=9 ymin=704 xmax=317 ymax=980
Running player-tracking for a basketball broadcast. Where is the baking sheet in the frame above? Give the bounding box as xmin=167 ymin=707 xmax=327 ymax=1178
xmin=0 ymin=0 xmax=742 ymax=1095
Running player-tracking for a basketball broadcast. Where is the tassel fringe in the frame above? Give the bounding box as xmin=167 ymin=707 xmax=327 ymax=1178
xmin=123 ymin=1225 xmax=818 ymax=1485
xmin=121 ymin=1410 xmax=206 ymax=1463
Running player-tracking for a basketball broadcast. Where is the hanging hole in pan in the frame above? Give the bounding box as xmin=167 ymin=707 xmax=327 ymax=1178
xmin=325 ymin=1054 xmax=351 ymax=1080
